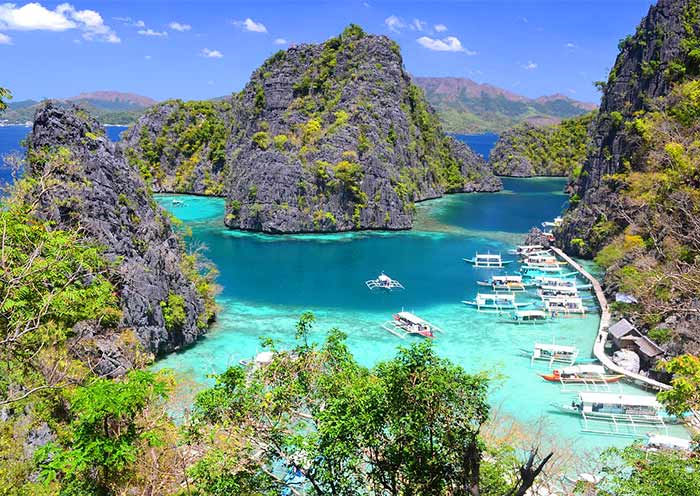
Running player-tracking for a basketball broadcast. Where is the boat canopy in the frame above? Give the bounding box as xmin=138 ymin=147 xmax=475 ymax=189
xmin=646 ymin=434 xmax=692 ymax=450
xmin=476 ymin=253 xmax=502 ymax=260
xmin=560 ymin=365 xmax=606 ymax=375
xmin=396 ymin=311 xmax=427 ymax=325
xmin=378 ymin=274 xmax=391 ymax=282
xmin=478 ymin=292 xmax=516 ymax=302
xmin=516 ymin=310 xmax=547 ymax=318
xmin=579 ymin=392 xmax=661 ymax=409
xmin=535 ymin=343 xmax=577 ymax=353
xmin=493 ymin=275 xmax=522 ymax=283
xmin=541 ymin=285 xmax=578 ymax=294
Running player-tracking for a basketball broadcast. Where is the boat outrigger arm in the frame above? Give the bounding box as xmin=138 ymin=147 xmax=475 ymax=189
xmin=366 ymin=273 xmax=404 ymax=290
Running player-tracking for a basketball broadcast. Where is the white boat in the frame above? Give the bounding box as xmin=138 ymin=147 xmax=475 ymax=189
xmin=542 ymin=217 xmax=563 ymax=228
xmin=551 ymin=392 xmax=668 ymax=436
xmin=172 ymin=199 xmax=185 ymax=206
xmin=463 ymin=252 xmax=513 ymax=268
xmin=503 ymin=309 xmax=550 ymax=325
xmin=382 ymin=311 xmax=444 ymax=339
xmin=508 ymin=244 xmax=544 ymax=256
xmin=524 ymin=254 xmax=564 ymax=266
xmin=645 ymin=434 xmax=693 ymax=451
xmin=365 ymin=272 xmax=404 ymax=291
xmin=520 ymin=264 xmax=566 ymax=275
xmin=534 ymin=276 xmax=592 ymax=291
xmin=538 ymin=285 xmax=579 ymax=299
xmin=528 ymin=342 xmax=579 ymax=367
xmin=462 ymin=292 xmax=529 ymax=312
xmin=541 ymin=296 xmax=587 ymax=316
xmin=476 ymin=275 xmax=528 ymax=292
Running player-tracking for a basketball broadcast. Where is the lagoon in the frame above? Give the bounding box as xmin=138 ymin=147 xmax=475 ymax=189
xmin=153 ymin=178 xmax=686 ymax=455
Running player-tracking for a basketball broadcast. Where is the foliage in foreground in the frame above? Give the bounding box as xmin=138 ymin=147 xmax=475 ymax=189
xmin=186 ymin=314 xmax=550 ymax=496
xmin=576 ymin=444 xmax=700 ymax=496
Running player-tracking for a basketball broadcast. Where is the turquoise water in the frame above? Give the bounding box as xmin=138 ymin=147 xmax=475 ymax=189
xmin=154 ymin=178 xmax=688 ymax=457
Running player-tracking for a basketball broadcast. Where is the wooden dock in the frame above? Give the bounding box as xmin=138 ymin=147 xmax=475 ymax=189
xmin=550 ymin=247 xmax=671 ymax=391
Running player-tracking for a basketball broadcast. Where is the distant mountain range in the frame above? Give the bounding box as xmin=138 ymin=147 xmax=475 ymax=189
xmin=1 ymin=91 xmax=157 ymax=125
xmin=2 ymin=81 xmax=597 ymax=134
xmin=414 ymin=77 xmax=597 ymax=134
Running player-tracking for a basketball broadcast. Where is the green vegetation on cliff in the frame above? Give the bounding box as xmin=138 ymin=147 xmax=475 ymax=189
xmin=489 ymin=112 xmax=594 ymax=177
xmin=588 ymin=80 xmax=700 ymax=342
xmin=127 ymin=99 xmax=232 ymax=195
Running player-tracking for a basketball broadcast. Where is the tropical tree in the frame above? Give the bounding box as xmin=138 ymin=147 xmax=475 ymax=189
xmin=578 ymin=445 xmax=700 ymax=496
xmin=186 ymin=314 xmax=552 ymax=495
xmin=0 ymin=87 xmax=10 ymax=112
xmin=657 ymin=354 xmax=700 ymax=416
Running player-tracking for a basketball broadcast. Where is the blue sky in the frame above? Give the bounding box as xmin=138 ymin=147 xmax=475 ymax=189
xmin=0 ymin=0 xmax=653 ymax=103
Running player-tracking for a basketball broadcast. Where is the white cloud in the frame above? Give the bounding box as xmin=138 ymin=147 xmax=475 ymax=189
xmin=410 ymin=18 xmax=426 ymax=31
xmin=384 ymin=15 xmax=405 ymax=33
xmin=144 ymin=54 xmax=151 ymax=60
xmin=169 ymin=21 xmax=190 ymax=32
xmin=416 ymin=35 xmax=475 ymax=54
xmin=233 ymin=17 xmax=267 ymax=33
xmin=133 ymin=19 xmax=145 ymax=28
xmin=201 ymin=47 xmax=223 ymax=58
xmin=273 ymin=37 xmax=287 ymax=45
xmin=522 ymin=61 xmax=538 ymax=70
xmin=138 ymin=28 xmax=167 ymax=37
xmin=565 ymin=42 xmax=577 ymax=49
xmin=0 ymin=2 xmax=119 ymax=42
xmin=434 ymin=24 xmax=447 ymax=32
xmin=0 ymin=31 xmax=10 ymax=43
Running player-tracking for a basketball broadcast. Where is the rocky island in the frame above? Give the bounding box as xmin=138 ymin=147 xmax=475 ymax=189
xmin=125 ymin=25 xmax=501 ymax=233
xmin=17 ymin=103 xmax=217 ymax=375
xmin=489 ymin=113 xmax=594 ymax=177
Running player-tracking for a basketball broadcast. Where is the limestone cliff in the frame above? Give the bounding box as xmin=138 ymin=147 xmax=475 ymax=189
xmin=23 ymin=103 xmax=216 ymax=375
xmin=124 ymin=25 xmax=501 ymax=233
xmin=555 ymin=0 xmax=700 ymax=355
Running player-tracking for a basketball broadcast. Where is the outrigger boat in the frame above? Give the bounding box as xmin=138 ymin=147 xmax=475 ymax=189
xmin=171 ymin=199 xmax=185 ymax=206
xmin=365 ymin=272 xmax=404 ymax=291
xmin=476 ymin=275 xmax=529 ymax=292
xmin=542 ymin=217 xmax=563 ymax=229
xmin=462 ymin=293 xmax=530 ymax=312
xmin=540 ymin=365 xmax=625 ymax=384
xmin=534 ymin=276 xmax=592 ymax=291
xmin=538 ymin=285 xmax=580 ymax=299
xmin=382 ymin=311 xmax=444 ymax=339
xmin=523 ymin=254 xmax=565 ymax=266
xmin=504 ymin=309 xmax=550 ymax=325
xmin=520 ymin=264 xmax=567 ymax=275
xmin=508 ymin=244 xmax=544 ymax=256
xmin=541 ymin=296 xmax=587 ymax=316
xmin=528 ymin=342 xmax=579 ymax=367
xmin=551 ymin=392 xmax=669 ymax=436
xmin=463 ymin=252 xmax=514 ymax=268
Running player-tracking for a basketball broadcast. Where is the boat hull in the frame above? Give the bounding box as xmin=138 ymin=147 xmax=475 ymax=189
xmin=540 ymin=374 xmax=625 ymax=383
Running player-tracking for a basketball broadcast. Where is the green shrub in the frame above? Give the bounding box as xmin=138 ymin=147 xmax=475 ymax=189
xmin=161 ymin=292 xmax=186 ymax=331
xmin=252 ymin=131 xmax=270 ymax=150
xmin=273 ymin=134 xmax=288 ymax=150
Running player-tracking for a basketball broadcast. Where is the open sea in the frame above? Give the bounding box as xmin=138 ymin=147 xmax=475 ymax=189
xmin=0 ymin=126 xmax=686 ymax=463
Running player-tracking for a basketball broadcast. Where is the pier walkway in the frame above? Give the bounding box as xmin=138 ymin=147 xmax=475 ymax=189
xmin=550 ymin=247 xmax=671 ymax=391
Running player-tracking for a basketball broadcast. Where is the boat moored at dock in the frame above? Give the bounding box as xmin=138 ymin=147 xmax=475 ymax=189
xmin=529 ymin=343 xmax=580 ymax=367
xmin=508 ymin=244 xmax=544 ymax=256
xmin=462 ymin=292 xmax=530 ymax=312
xmin=463 ymin=252 xmax=513 ymax=268
xmin=540 ymin=364 xmax=625 ymax=384
xmin=382 ymin=311 xmax=444 ymax=339
xmin=551 ymin=392 xmax=669 ymax=436
xmin=505 ymin=309 xmax=550 ymax=324
xmin=541 ymin=296 xmax=587 ymax=316
xmin=476 ymin=274 xmax=529 ymax=292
